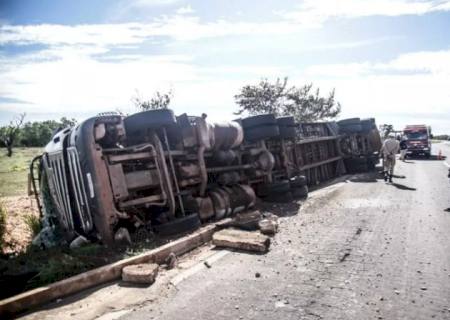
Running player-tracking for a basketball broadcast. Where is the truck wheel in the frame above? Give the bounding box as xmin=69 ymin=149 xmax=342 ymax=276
xmin=290 ymin=175 xmax=307 ymax=188
xmin=153 ymin=214 xmax=201 ymax=236
xmin=265 ymin=191 xmax=293 ymax=203
xmin=337 ymin=118 xmax=360 ymax=126
xmin=279 ymin=126 xmax=296 ymax=139
xmin=292 ymin=185 xmax=308 ymax=199
xmin=276 ymin=116 xmax=295 ymax=126
xmin=256 ymin=180 xmax=290 ymax=197
xmin=360 ymin=118 xmax=375 ymax=132
xmin=244 ymin=124 xmax=279 ymax=141
xmin=242 ymin=114 xmax=277 ymax=129
xmin=124 ymin=109 xmax=177 ymax=135
xmin=339 ymin=124 xmax=363 ymax=133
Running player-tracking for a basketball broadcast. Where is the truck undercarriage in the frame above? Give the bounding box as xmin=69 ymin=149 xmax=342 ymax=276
xmin=30 ymin=110 xmax=381 ymax=247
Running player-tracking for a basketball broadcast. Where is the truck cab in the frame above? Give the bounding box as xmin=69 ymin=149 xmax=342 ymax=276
xmin=403 ymin=125 xmax=432 ymax=158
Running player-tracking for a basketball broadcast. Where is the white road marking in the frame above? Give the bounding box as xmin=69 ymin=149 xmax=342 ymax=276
xmin=443 ymin=161 xmax=450 ymax=168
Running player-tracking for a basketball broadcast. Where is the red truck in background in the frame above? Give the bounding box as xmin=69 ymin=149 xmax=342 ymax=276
xmin=403 ymin=125 xmax=432 ymax=158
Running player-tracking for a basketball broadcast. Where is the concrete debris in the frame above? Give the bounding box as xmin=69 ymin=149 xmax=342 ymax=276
xmin=69 ymin=235 xmax=90 ymax=249
xmin=164 ymin=252 xmax=178 ymax=270
xmin=114 ymin=227 xmax=132 ymax=245
xmin=262 ymin=212 xmax=279 ymax=223
xmin=229 ymin=210 xmax=262 ymax=231
xmin=258 ymin=218 xmax=279 ymax=235
xmin=212 ymin=228 xmax=270 ymax=253
xmin=122 ymin=263 xmax=159 ymax=284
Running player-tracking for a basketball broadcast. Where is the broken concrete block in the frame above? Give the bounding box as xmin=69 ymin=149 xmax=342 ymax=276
xmin=258 ymin=219 xmax=278 ymax=235
xmin=262 ymin=212 xmax=279 ymax=223
xmin=114 ymin=227 xmax=132 ymax=245
xmin=69 ymin=235 xmax=90 ymax=249
xmin=212 ymin=228 xmax=270 ymax=253
xmin=122 ymin=263 xmax=159 ymax=284
xmin=230 ymin=210 xmax=262 ymax=230
xmin=164 ymin=252 xmax=177 ymax=270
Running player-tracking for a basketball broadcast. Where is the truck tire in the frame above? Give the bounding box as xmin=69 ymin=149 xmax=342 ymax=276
xmin=276 ymin=116 xmax=295 ymax=126
xmin=339 ymin=124 xmax=363 ymax=133
xmin=124 ymin=109 xmax=177 ymax=135
xmin=360 ymin=119 xmax=375 ymax=132
xmin=256 ymin=180 xmax=290 ymax=197
xmin=337 ymin=118 xmax=360 ymax=126
xmin=153 ymin=213 xmax=201 ymax=236
xmin=244 ymin=124 xmax=279 ymax=141
xmin=242 ymin=114 xmax=277 ymax=129
xmin=290 ymin=175 xmax=307 ymax=188
xmin=279 ymin=126 xmax=296 ymax=139
xmin=265 ymin=191 xmax=293 ymax=203
xmin=344 ymin=158 xmax=368 ymax=173
xmin=292 ymin=185 xmax=308 ymax=199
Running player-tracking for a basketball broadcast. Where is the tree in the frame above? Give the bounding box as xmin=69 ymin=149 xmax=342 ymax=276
xmin=284 ymin=85 xmax=341 ymax=122
xmin=379 ymin=124 xmax=394 ymax=138
xmin=59 ymin=117 xmax=78 ymax=128
xmin=234 ymin=78 xmax=341 ymax=122
xmin=19 ymin=118 xmax=77 ymax=147
xmin=234 ymin=77 xmax=289 ymax=116
xmin=132 ymin=90 xmax=173 ymax=111
xmin=0 ymin=113 xmax=26 ymax=157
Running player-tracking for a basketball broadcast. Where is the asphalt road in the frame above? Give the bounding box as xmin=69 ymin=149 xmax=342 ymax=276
xmin=22 ymin=142 xmax=450 ymax=320
xmin=124 ymin=142 xmax=450 ymax=320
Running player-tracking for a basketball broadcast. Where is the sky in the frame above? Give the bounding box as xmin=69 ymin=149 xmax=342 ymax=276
xmin=0 ymin=0 xmax=449 ymax=134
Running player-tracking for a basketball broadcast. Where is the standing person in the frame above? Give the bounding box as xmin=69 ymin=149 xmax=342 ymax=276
xmin=399 ymin=138 xmax=408 ymax=161
xmin=381 ymin=133 xmax=400 ymax=182
xmin=444 ymin=168 xmax=450 ymax=212
xmin=446 ymin=168 xmax=450 ymax=212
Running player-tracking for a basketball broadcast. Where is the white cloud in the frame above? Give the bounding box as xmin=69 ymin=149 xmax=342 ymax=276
xmin=176 ymin=5 xmax=195 ymax=15
xmin=127 ymin=0 xmax=182 ymax=8
xmin=301 ymin=49 xmax=450 ymax=133
xmin=1 ymin=2 xmax=450 ymax=133
xmin=0 ymin=48 xmax=198 ymax=117
xmin=281 ymin=0 xmax=450 ymax=26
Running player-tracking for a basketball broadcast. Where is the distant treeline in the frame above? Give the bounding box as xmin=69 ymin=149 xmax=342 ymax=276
xmin=0 ymin=117 xmax=77 ymax=148
xmin=433 ymin=135 xmax=449 ymax=140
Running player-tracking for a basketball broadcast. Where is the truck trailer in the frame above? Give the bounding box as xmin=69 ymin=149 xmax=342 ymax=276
xmin=29 ymin=110 xmax=381 ymax=248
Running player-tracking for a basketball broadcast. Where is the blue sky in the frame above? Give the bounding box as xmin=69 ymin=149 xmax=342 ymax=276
xmin=1 ymin=0 xmax=450 ymax=133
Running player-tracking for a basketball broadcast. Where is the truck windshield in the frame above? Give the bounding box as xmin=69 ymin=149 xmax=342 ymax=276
xmin=405 ymin=132 xmax=428 ymax=140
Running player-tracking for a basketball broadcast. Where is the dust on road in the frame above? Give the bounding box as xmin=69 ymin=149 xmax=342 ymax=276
xmin=126 ymin=143 xmax=450 ymax=320
xmin=22 ymin=143 xmax=450 ymax=320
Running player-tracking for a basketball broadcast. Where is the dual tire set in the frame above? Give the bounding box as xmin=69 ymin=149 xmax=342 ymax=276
xmin=337 ymin=117 xmax=376 ymax=134
xmin=240 ymin=114 xmax=297 ymax=142
xmin=256 ymin=175 xmax=308 ymax=203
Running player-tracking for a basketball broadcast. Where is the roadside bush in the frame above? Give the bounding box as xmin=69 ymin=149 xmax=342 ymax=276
xmin=0 ymin=202 xmax=6 ymax=252
xmin=24 ymin=214 xmax=42 ymax=237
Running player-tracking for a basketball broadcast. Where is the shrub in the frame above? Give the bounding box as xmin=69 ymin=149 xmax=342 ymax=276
xmin=24 ymin=214 xmax=42 ymax=237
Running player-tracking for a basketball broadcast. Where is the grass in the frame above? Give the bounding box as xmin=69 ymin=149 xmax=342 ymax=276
xmin=0 ymin=147 xmax=43 ymax=197
xmin=23 ymin=214 xmax=42 ymax=237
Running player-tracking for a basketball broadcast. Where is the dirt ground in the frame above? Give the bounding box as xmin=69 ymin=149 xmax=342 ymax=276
xmin=2 ymin=195 xmax=39 ymax=253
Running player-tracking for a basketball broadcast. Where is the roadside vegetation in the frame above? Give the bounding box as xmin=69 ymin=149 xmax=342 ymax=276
xmin=23 ymin=213 xmax=42 ymax=237
xmin=0 ymin=147 xmax=43 ymax=196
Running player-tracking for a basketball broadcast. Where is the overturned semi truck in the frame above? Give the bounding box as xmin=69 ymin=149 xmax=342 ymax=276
xmin=29 ymin=110 xmax=381 ymax=247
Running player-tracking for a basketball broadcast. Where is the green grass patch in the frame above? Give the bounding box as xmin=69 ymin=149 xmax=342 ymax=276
xmin=0 ymin=147 xmax=43 ymax=196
